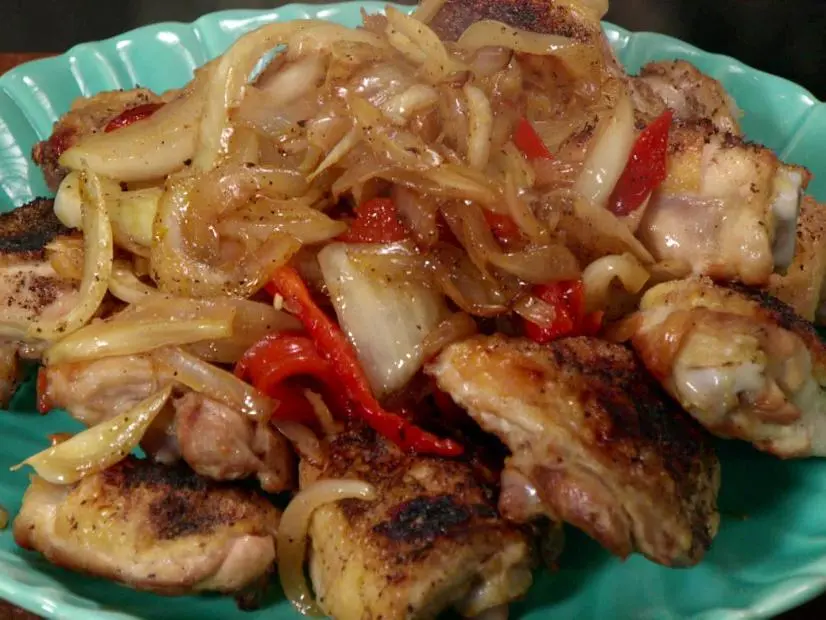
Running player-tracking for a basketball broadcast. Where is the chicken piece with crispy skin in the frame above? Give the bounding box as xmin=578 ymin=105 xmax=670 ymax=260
xmin=628 ymin=277 xmax=826 ymax=458
xmin=14 ymin=457 xmax=280 ymax=596
xmin=32 ymin=88 xmax=164 ymax=191
xmin=767 ymin=195 xmax=826 ymax=323
xmin=635 ymin=60 xmax=741 ymax=134
xmin=301 ymin=426 xmax=536 ymax=620
xmin=637 ymin=120 xmax=809 ymax=285
xmin=428 ymin=335 xmax=720 ymax=567
xmin=39 ymin=355 xmax=296 ymax=491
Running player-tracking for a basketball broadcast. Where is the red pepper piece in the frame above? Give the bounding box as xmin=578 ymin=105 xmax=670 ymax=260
xmin=608 ymin=108 xmax=673 ymax=216
xmin=483 ymin=209 xmax=522 ymax=245
xmin=338 ymin=197 xmax=408 ymax=244
xmin=270 ymin=266 xmax=463 ymax=457
xmin=523 ymin=280 xmax=604 ymax=344
xmin=104 ymin=102 xmax=164 ymax=133
xmin=36 ymin=368 xmax=51 ymax=414
xmin=514 ymin=117 xmax=553 ymax=161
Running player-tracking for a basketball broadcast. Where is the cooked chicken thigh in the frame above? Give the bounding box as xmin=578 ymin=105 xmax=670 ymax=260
xmin=428 ymin=335 xmax=720 ymax=567
xmin=638 ymin=121 xmax=809 ymax=285
xmin=301 ymin=426 xmax=536 ymax=620
xmin=39 ymin=355 xmax=296 ymax=491
xmin=629 ymin=277 xmax=826 ymax=458
xmin=14 ymin=457 xmax=281 ymax=595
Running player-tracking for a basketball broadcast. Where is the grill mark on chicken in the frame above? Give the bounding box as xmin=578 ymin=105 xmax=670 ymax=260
xmin=302 ymin=426 xmax=536 ymax=618
xmin=0 ymin=198 xmax=69 ymax=258
xmin=428 ymin=335 xmax=720 ymax=567
xmin=429 ymin=0 xmax=596 ymax=43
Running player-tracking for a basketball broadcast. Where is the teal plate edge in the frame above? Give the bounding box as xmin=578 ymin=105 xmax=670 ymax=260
xmin=2 ymin=3 xmax=826 ymax=620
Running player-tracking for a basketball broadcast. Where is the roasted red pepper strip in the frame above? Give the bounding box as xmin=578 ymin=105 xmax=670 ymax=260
xmin=270 ymin=266 xmax=463 ymax=456
xmin=338 ymin=197 xmax=408 ymax=244
xmin=483 ymin=209 xmax=522 ymax=245
xmin=104 ymin=102 xmax=164 ymax=133
xmin=235 ymin=332 xmax=348 ymax=423
xmin=514 ymin=117 xmax=553 ymax=161
xmin=523 ymin=280 xmax=604 ymax=344
xmin=607 ymin=108 xmax=673 ymax=216
xmin=36 ymin=368 xmax=51 ymax=414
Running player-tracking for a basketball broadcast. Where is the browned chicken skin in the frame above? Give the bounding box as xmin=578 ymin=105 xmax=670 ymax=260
xmin=428 ymin=335 xmax=720 ymax=567
xmin=629 ymin=278 xmax=826 ymax=458
xmin=301 ymin=426 xmax=536 ymax=620
xmin=14 ymin=457 xmax=281 ymax=595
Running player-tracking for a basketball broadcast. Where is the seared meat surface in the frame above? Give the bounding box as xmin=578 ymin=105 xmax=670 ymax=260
xmin=0 ymin=198 xmax=78 ymax=329
xmin=40 ymin=355 xmax=296 ymax=491
xmin=637 ymin=121 xmax=808 ymax=286
xmin=301 ymin=426 xmax=536 ymax=620
xmin=428 ymin=0 xmax=601 ymax=43
xmin=630 ymin=278 xmax=826 ymax=458
xmin=14 ymin=457 xmax=281 ymax=595
xmin=32 ymin=88 xmax=163 ymax=191
xmin=768 ymin=195 xmax=826 ymax=323
xmin=635 ymin=61 xmax=741 ymax=134
xmin=428 ymin=335 xmax=720 ymax=567
xmin=174 ymin=392 xmax=296 ymax=493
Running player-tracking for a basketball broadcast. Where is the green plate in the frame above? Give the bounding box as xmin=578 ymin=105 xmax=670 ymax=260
xmin=2 ymin=3 xmax=826 ymax=619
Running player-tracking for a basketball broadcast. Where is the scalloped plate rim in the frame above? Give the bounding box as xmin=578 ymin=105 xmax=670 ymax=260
xmin=0 ymin=4 xmax=825 ymax=620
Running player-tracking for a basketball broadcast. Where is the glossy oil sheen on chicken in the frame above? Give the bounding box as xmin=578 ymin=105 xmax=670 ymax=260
xmin=14 ymin=457 xmax=281 ymax=595
xmin=428 ymin=335 xmax=720 ymax=567
xmin=631 ymin=277 xmax=826 ymax=458
xmin=300 ymin=426 xmax=536 ymax=620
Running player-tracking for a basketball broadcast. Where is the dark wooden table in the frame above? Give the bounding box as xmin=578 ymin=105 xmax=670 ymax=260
xmin=0 ymin=51 xmax=824 ymax=620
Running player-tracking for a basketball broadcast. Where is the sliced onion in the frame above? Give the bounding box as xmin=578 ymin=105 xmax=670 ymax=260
xmin=55 ymin=171 xmax=162 ymax=252
xmin=469 ymin=47 xmax=513 ymax=78
xmin=257 ymin=55 xmax=326 ymax=104
xmin=151 ymin=173 xmax=302 ymax=297
xmin=574 ymin=89 xmax=636 ymax=207
xmin=381 ymin=84 xmax=440 ymax=126
xmin=60 ymin=75 xmax=207 ymax=181
xmin=411 ymin=0 xmax=446 ymax=23
xmin=393 ymin=186 xmax=439 ymax=246
xmin=109 ymin=261 xmax=162 ymax=303
xmin=318 ymin=242 xmax=449 ymax=397
xmin=422 ymin=312 xmax=478 ymax=361
xmin=218 ymin=202 xmax=347 ymax=245
xmin=196 ymin=19 xmax=324 ymax=170
xmin=504 ymin=172 xmax=547 ymax=243
xmin=307 ymin=126 xmax=360 ymax=182
xmin=278 ymin=479 xmax=376 ymax=616
xmin=286 ymin=23 xmax=385 ymax=59
xmin=270 ymin=419 xmax=324 ymax=463
xmin=428 ymin=243 xmax=510 ymax=316
xmin=153 ymin=347 xmax=274 ymax=419
xmin=28 ymin=169 xmax=113 ymax=341
xmin=582 ymin=253 xmax=650 ymax=313
xmin=464 ymin=84 xmax=493 ymax=170
xmin=11 ymin=386 xmax=173 ymax=485
xmin=513 ymin=295 xmax=559 ymax=330
xmin=458 ymin=21 xmax=579 ymax=55
xmin=302 ymin=389 xmax=340 ymax=437
xmin=384 ymin=6 xmax=466 ymax=83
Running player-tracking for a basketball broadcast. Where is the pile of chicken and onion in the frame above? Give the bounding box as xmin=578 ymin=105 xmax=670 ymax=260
xmin=3 ymin=0 xmax=826 ymax=617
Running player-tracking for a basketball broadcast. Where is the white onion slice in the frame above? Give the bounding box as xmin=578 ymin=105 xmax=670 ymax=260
xmin=574 ymin=90 xmax=636 ymax=207
xmin=28 ymin=169 xmax=113 ymax=341
xmin=195 ymin=20 xmax=323 ymax=170
xmin=582 ymin=253 xmax=650 ymax=313
xmin=319 ymin=242 xmax=449 ymax=397
xmin=464 ymin=84 xmax=493 ymax=170
xmin=152 ymin=347 xmax=274 ymax=419
xmin=278 ymin=479 xmax=376 ymax=616
xmin=458 ymin=21 xmax=578 ymax=55
xmin=11 ymin=386 xmax=173 ymax=484
xmin=109 ymin=261 xmax=163 ymax=303
xmin=60 ymin=79 xmax=206 ymax=182
xmin=43 ymin=318 xmax=233 ymax=366
xmin=381 ymin=84 xmax=440 ymax=126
